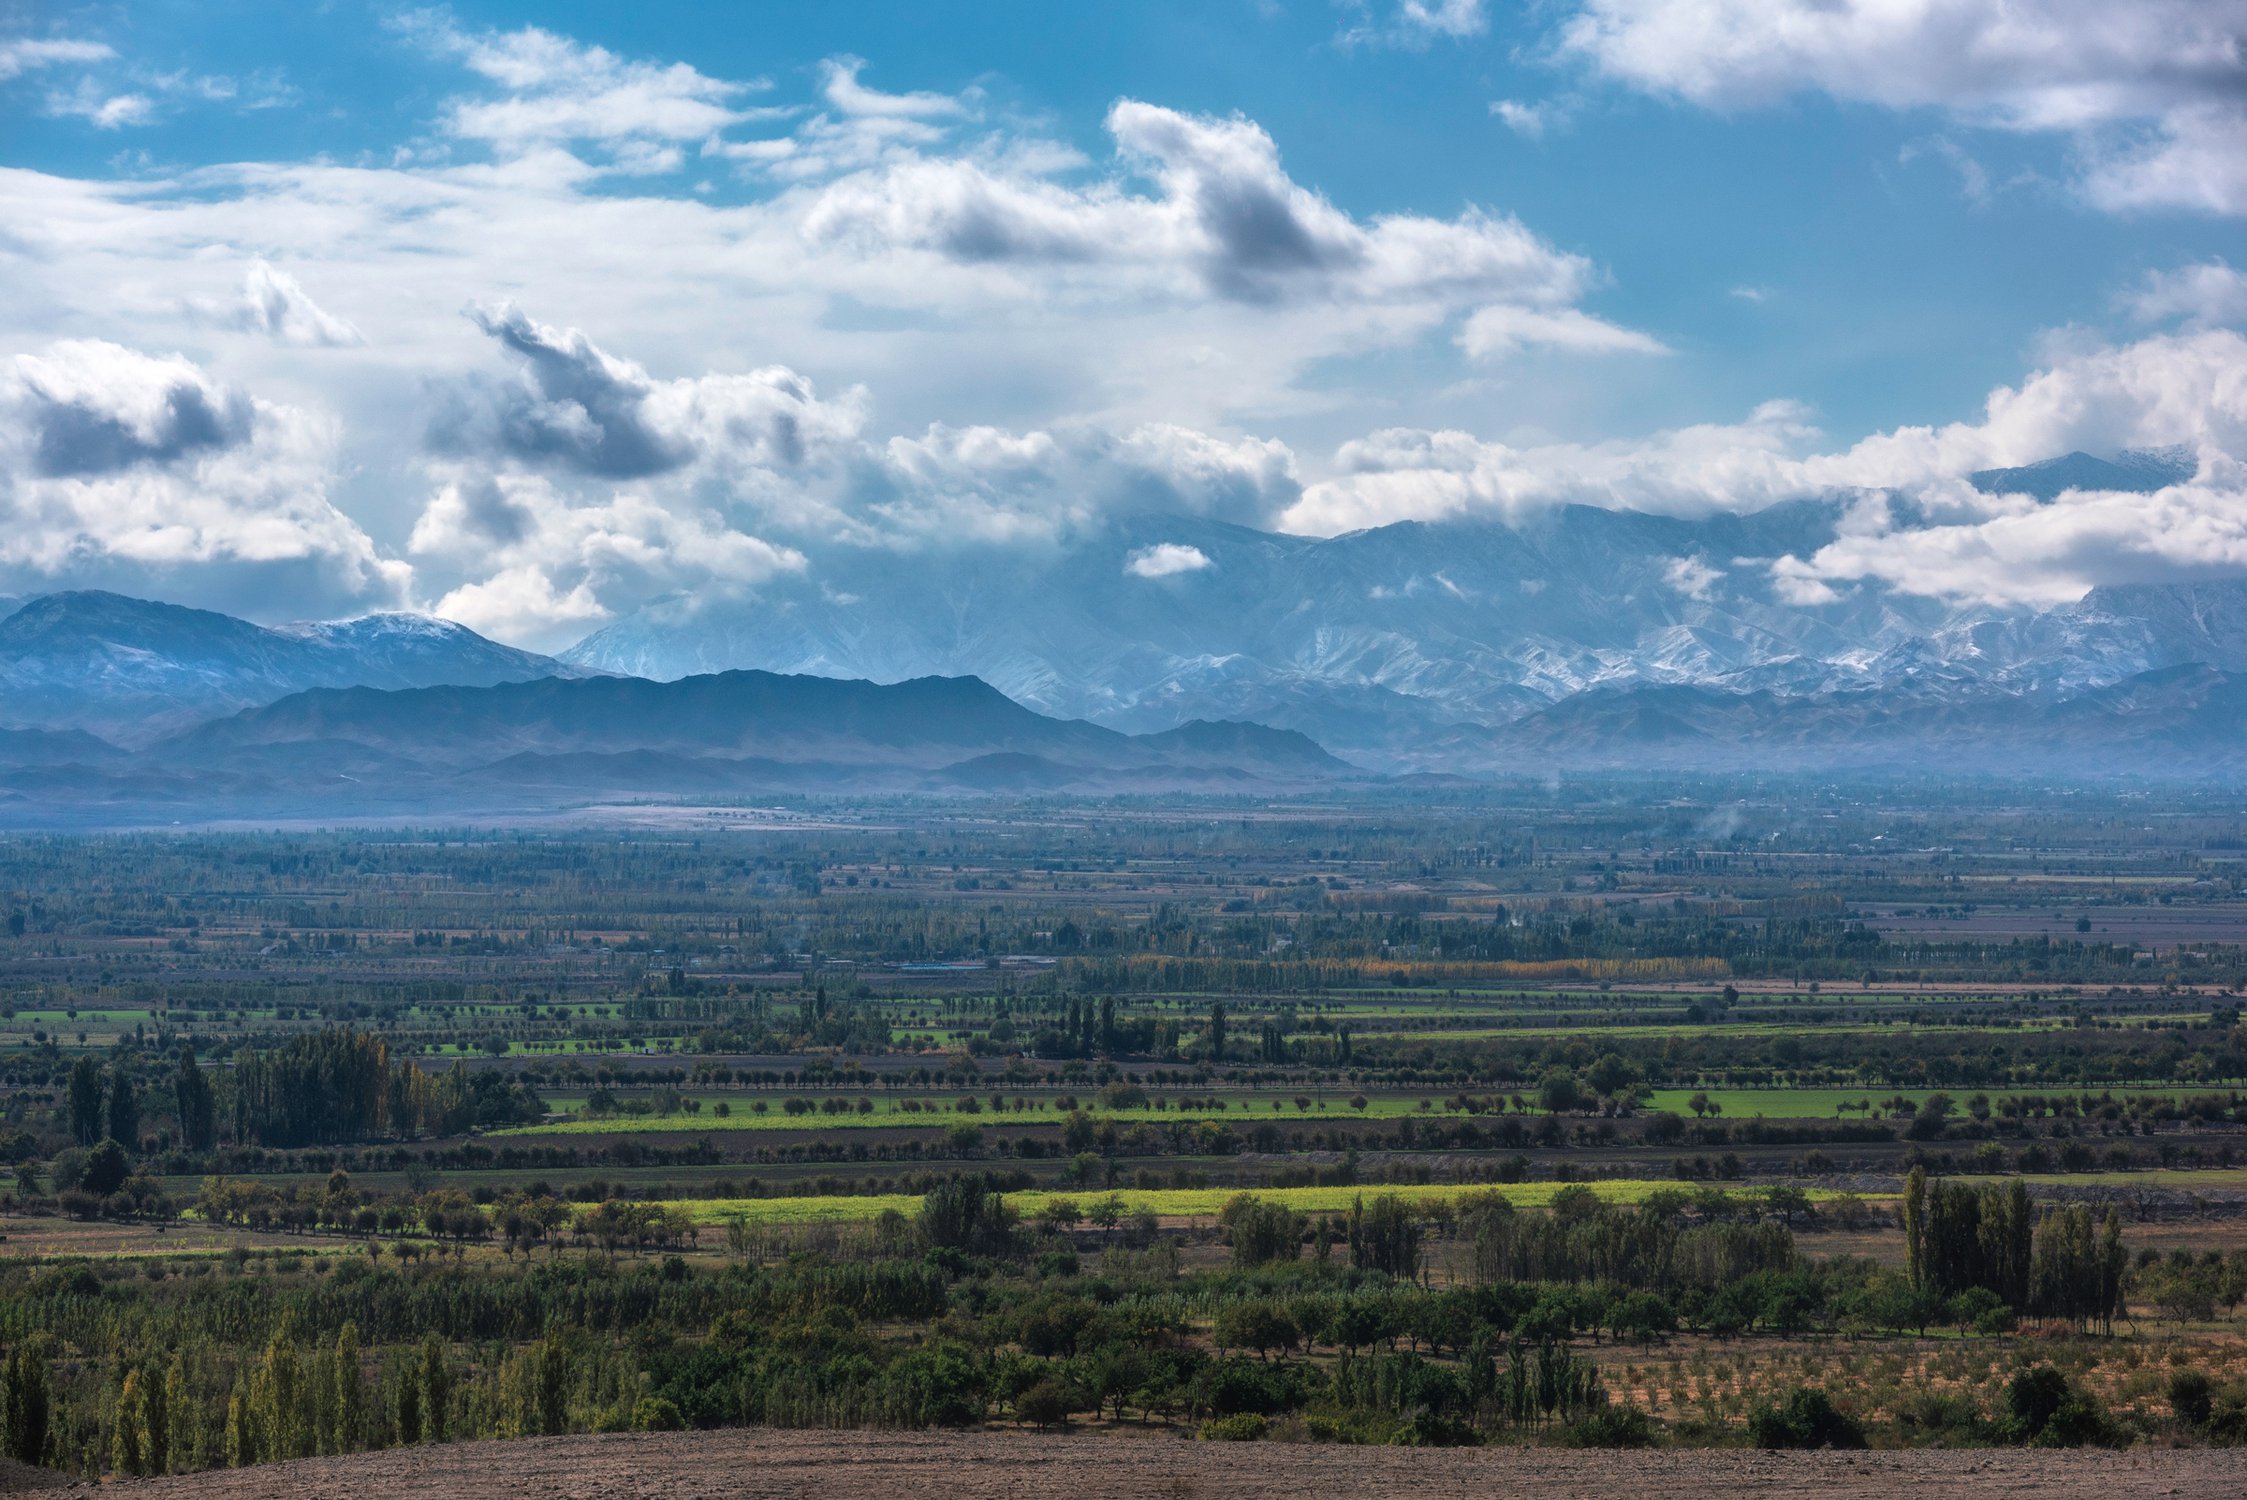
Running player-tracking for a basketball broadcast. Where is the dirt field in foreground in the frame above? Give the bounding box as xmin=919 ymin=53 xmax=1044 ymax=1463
xmin=59 ymin=1429 xmax=2247 ymax=1500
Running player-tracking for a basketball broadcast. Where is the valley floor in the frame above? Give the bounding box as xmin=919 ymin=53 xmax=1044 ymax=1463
xmin=64 ymin=1429 xmax=2247 ymax=1500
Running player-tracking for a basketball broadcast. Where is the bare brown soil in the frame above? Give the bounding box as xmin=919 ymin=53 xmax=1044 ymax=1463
xmin=82 ymin=1429 xmax=2247 ymax=1500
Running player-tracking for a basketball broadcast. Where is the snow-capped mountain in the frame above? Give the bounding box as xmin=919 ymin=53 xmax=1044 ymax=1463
xmin=0 ymin=592 xmax=580 ymax=743
xmin=560 ymin=449 xmax=2229 ymax=768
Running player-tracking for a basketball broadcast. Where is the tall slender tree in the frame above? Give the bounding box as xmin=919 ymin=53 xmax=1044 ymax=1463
xmin=106 ymin=1062 xmax=140 ymax=1150
xmin=175 ymin=1048 xmax=216 ymax=1152
xmin=67 ymin=1056 xmax=104 ymax=1146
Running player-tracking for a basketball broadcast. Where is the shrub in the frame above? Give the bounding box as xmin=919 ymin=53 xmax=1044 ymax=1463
xmin=2004 ymin=1364 xmax=2116 ymax=1448
xmin=1892 ymin=1390 xmax=1993 ymax=1447
xmin=1748 ymin=1388 xmax=1867 ymax=1450
xmin=2170 ymin=1369 xmax=2216 ymax=1429
xmin=1014 ymin=1378 xmax=1080 ymax=1429
xmin=630 ymin=1396 xmax=683 ymax=1432
xmin=1199 ymin=1413 xmax=1269 ymax=1441
xmin=1560 ymin=1405 xmax=1658 ymax=1448
xmin=1393 ymin=1409 xmax=1479 ymax=1447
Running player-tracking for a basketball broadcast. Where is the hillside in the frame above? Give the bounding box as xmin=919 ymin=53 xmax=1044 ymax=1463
xmin=0 ymin=592 xmax=576 ymax=743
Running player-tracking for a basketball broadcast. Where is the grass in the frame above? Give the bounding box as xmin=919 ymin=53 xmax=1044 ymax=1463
xmin=1640 ymin=1085 xmax=2242 ymax=1119
xmin=495 ymin=1094 xmax=1456 ymax=1136
xmin=669 ymin=1177 xmax=1757 ymax=1227
xmin=497 ymin=1079 xmax=2244 ymax=1134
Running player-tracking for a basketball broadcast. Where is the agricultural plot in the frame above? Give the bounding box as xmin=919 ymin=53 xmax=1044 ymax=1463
xmin=5 ymin=790 xmax=2247 ymax=1483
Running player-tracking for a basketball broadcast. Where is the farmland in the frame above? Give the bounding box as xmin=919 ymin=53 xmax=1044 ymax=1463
xmin=4 ymin=781 xmax=2247 ymax=1479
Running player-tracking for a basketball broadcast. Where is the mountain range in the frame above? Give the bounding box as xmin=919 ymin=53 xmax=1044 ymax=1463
xmin=0 ymin=590 xmax=576 ymax=743
xmin=562 ymin=448 xmax=2221 ymax=767
xmin=5 ymin=446 xmax=2247 ymax=812
xmin=0 ymin=670 xmax=1341 ymax=821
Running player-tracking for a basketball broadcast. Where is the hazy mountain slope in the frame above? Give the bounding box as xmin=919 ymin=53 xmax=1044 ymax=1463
xmin=558 ymin=450 xmax=2212 ymax=768
xmin=1969 ymin=447 xmax=2195 ymax=501
xmin=1444 ymin=663 xmax=2247 ymax=775
xmin=0 ymin=592 xmax=577 ymax=742
xmin=561 ymin=504 xmax=1931 ymax=756
xmin=158 ymin=669 xmax=1347 ymax=788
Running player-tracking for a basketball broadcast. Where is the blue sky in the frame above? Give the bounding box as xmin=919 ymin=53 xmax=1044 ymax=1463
xmin=2 ymin=1 xmax=2245 ymax=645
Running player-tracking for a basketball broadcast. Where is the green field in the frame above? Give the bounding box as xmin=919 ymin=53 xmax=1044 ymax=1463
xmin=496 ymin=1094 xmax=1452 ymax=1136
xmin=492 ymin=1080 xmax=2245 ymax=1135
xmin=1639 ymin=1085 xmax=2241 ymax=1119
xmin=667 ymin=1177 xmax=1792 ymax=1227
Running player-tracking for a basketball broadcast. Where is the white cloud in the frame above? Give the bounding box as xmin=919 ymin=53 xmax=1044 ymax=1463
xmin=1342 ymin=1 xmax=1489 ymax=48
xmin=1768 ymin=564 xmax=1841 ymax=606
xmin=1458 ymin=304 xmax=1666 ymax=358
xmin=411 ymin=472 xmax=807 ymax=644
xmin=1555 ymin=0 xmax=2247 ymax=215
xmin=408 ymin=17 xmax=772 ymax=163
xmin=800 ymin=98 xmax=1598 ymax=321
xmin=1285 ymin=327 xmax=2247 ymax=610
xmin=44 ymin=79 xmax=153 ymax=129
xmin=1802 ymin=329 xmax=2247 ymax=603
xmin=225 ymin=262 xmax=365 ymax=347
xmin=1399 ymin=1 xmax=1488 ymax=39
xmin=1898 ymin=134 xmax=1992 ymax=205
xmin=0 ymin=340 xmax=403 ymax=609
xmin=820 ymin=55 xmax=968 ymax=120
xmin=1490 ymin=100 xmax=1550 ymax=138
xmin=1663 ymin=554 xmax=1722 ymax=599
xmin=1283 ymin=398 xmax=1823 ymax=531
xmin=2122 ymin=261 xmax=2247 ymax=328
xmin=0 ymin=37 xmax=113 ymax=80
xmin=430 ymin=564 xmax=609 ymax=640
xmin=0 ymin=21 xmax=1667 ymax=633
xmin=393 ymin=307 xmax=1302 ymax=641
xmin=1125 ymin=542 xmax=1214 ymax=578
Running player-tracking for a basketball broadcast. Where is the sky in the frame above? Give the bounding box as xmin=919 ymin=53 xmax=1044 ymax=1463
xmin=2 ymin=0 xmax=2246 ymax=648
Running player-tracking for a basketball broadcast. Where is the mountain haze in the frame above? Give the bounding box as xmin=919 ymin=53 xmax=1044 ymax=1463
xmin=0 ymin=591 xmax=580 ymax=742
xmin=562 ymin=450 xmax=2218 ymax=767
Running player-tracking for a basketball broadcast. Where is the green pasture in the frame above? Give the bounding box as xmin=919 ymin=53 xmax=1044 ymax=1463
xmin=1640 ymin=1085 xmax=2242 ymax=1119
xmin=498 ymin=1093 xmax=1460 ymax=1136
xmin=668 ymin=1176 xmax=1798 ymax=1228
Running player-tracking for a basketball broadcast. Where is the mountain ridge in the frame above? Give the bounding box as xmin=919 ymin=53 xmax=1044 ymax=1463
xmin=0 ymin=590 xmax=581 ymax=743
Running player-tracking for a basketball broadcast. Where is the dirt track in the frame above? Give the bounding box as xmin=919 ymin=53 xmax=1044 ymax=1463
xmin=73 ymin=1429 xmax=2247 ymax=1500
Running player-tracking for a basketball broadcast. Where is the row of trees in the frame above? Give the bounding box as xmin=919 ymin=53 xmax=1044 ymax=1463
xmin=62 ymin=1032 xmax=525 ymax=1156
xmin=1902 ymin=1168 xmax=2127 ymax=1328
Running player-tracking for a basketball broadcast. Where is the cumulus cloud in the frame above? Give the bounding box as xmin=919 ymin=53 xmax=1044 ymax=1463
xmin=10 ymin=340 xmax=252 ymax=476
xmin=432 ymin=301 xmax=875 ymax=485
xmin=406 ymin=16 xmax=774 ymax=164
xmin=1458 ymin=304 xmax=1667 ymax=358
xmin=1282 ymin=327 xmax=2247 ymax=609
xmin=1283 ymin=398 xmax=1823 ymax=531
xmin=429 ymin=565 xmax=607 ymax=641
xmin=1555 ymin=0 xmax=2247 ymax=215
xmin=0 ymin=340 xmax=402 ymax=606
xmin=1763 ymin=331 xmax=2247 ymax=605
xmin=401 ymin=307 xmax=1300 ymax=642
xmin=1663 ymin=555 xmax=1722 ymax=599
xmin=410 ymin=473 xmax=807 ymax=641
xmin=799 ymin=95 xmax=1619 ymax=339
xmin=208 ymin=261 xmax=366 ymax=347
xmin=1124 ymin=542 xmax=1214 ymax=578
xmin=2123 ymin=261 xmax=2247 ymax=328
xmin=0 ymin=16 xmax=1652 ymax=542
